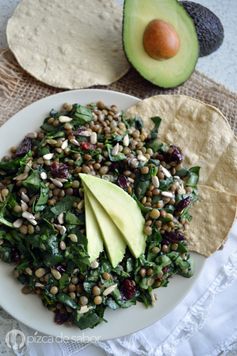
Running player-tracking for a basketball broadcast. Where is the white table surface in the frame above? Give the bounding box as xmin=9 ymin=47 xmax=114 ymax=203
xmin=0 ymin=1 xmax=236 ymax=356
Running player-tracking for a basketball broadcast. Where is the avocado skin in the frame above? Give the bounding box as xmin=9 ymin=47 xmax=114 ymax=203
xmin=181 ymin=1 xmax=224 ymax=57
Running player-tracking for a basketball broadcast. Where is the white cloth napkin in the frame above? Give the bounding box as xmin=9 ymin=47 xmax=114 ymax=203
xmin=1 ymin=222 xmax=237 ymax=356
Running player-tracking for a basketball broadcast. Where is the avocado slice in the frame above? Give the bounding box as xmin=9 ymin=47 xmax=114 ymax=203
xmin=84 ymin=186 xmax=126 ymax=268
xmin=80 ymin=174 xmax=146 ymax=258
xmin=123 ymin=0 xmax=199 ymax=88
xmin=181 ymin=1 xmax=224 ymax=57
xmin=84 ymin=192 xmax=103 ymax=262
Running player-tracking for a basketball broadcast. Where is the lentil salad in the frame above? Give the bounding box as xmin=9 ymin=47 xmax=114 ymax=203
xmin=0 ymin=100 xmax=199 ymax=329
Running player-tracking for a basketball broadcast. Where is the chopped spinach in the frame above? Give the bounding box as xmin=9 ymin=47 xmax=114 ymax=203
xmin=71 ymin=104 xmax=93 ymax=125
xmin=22 ymin=170 xmax=41 ymax=191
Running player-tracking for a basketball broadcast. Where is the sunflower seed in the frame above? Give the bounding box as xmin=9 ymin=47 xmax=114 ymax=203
xmin=21 ymin=200 xmax=28 ymax=212
xmin=22 ymin=211 xmax=36 ymax=220
xmin=177 ymin=187 xmax=186 ymax=195
xmin=50 ymin=178 xmax=63 ymax=188
xmin=58 ymin=115 xmax=72 ymax=123
xmin=13 ymin=219 xmax=23 ymax=228
xmin=43 ymin=153 xmax=54 ymax=160
xmin=25 ymin=267 xmax=33 ymax=276
xmin=57 ymin=212 xmax=64 ymax=225
xmin=61 ymin=139 xmax=68 ymax=150
xmin=21 ymin=191 xmax=30 ymax=203
xmin=123 ymin=134 xmax=129 ymax=147
xmin=160 ymin=165 xmax=171 ymax=178
xmin=28 ymin=218 xmax=37 ymax=226
xmin=40 ymin=172 xmax=47 ymax=180
xmin=137 ymin=154 xmax=147 ymax=162
xmin=26 ymin=132 xmax=37 ymax=138
xmin=90 ymin=132 xmax=97 ymax=144
xmin=151 ymin=292 xmax=157 ymax=305
xmin=152 ymin=176 xmax=160 ymax=188
xmin=14 ymin=172 xmax=29 ymax=181
xmin=59 ymin=241 xmax=66 ymax=250
xmin=103 ymin=284 xmax=118 ymax=296
xmin=90 ymin=260 xmax=99 ymax=269
xmin=112 ymin=143 xmax=119 ymax=156
xmin=78 ymin=130 xmax=91 ymax=137
xmin=129 ymin=158 xmax=139 ymax=168
xmin=35 ymin=282 xmax=44 ymax=288
xmin=55 ymin=224 xmax=67 ymax=235
xmin=24 ymin=160 xmax=33 ymax=173
xmin=59 ymin=178 xmax=69 ymax=183
xmin=161 ymin=191 xmax=174 ymax=198
xmin=70 ymin=138 xmax=80 ymax=146
xmin=78 ymin=306 xmax=92 ymax=314
xmin=68 ymin=234 xmax=78 ymax=243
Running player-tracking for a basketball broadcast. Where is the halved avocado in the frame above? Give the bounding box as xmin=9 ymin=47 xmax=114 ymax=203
xmin=123 ymin=0 xmax=199 ymax=88
xmin=80 ymin=174 xmax=146 ymax=258
xmin=84 ymin=192 xmax=103 ymax=262
xmin=84 ymin=186 xmax=126 ymax=268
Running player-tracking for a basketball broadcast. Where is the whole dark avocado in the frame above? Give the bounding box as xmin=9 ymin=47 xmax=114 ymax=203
xmin=181 ymin=1 xmax=224 ymax=57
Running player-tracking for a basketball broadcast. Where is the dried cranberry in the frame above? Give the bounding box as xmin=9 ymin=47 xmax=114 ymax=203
xmin=164 ymin=231 xmax=185 ymax=242
xmin=164 ymin=145 xmax=183 ymax=164
xmin=110 ymin=162 xmax=119 ymax=171
xmin=15 ymin=137 xmax=32 ymax=156
xmin=175 ymin=197 xmax=192 ymax=214
xmin=110 ymin=161 xmax=127 ymax=173
xmin=80 ymin=142 xmax=91 ymax=150
xmin=56 ymin=265 xmax=66 ymax=273
xmin=73 ymin=188 xmax=80 ymax=196
xmin=11 ymin=248 xmax=21 ymax=263
xmin=54 ymin=311 xmax=69 ymax=325
xmin=156 ymin=153 xmax=164 ymax=161
xmin=121 ymin=279 xmax=136 ymax=300
xmin=117 ymin=175 xmax=128 ymax=190
xmin=50 ymin=162 xmax=69 ymax=178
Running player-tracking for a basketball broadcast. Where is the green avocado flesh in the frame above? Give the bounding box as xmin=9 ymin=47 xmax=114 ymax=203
xmin=84 ymin=186 xmax=126 ymax=268
xmin=84 ymin=193 xmax=103 ymax=262
xmin=123 ymin=0 xmax=199 ymax=88
xmin=80 ymin=174 xmax=146 ymax=259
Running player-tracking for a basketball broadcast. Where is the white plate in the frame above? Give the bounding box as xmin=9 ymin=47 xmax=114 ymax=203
xmin=0 ymin=89 xmax=205 ymax=340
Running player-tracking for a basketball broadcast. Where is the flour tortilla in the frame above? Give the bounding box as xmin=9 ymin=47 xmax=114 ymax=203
xmin=7 ymin=0 xmax=129 ymax=89
xmin=126 ymin=95 xmax=237 ymax=195
xmin=186 ymin=185 xmax=237 ymax=256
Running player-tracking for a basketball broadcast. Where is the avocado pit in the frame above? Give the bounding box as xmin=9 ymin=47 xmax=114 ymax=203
xmin=143 ymin=19 xmax=180 ymax=60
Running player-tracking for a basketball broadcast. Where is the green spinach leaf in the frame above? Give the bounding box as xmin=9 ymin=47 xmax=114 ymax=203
xmin=22 ymin=170 xmax=41 ymax=191
xmin=34 ymin=185 xmax=49 ymax=212
xmin=71 ymin=104 xmax=92 ymax=124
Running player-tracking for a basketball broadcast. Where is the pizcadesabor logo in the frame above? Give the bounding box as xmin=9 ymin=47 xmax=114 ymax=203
xmin=5 ymin=328 xmax=101 ymax=349
xmin=5 ymin=329 xmax=26 ymax=351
